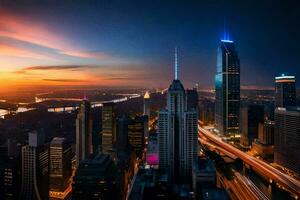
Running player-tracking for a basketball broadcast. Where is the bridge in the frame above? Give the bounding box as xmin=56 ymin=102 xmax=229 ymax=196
xmin=198 ymin=123 xmax=300 ymax=198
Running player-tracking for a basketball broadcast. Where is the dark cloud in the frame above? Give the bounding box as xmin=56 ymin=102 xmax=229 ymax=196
xmin=14 ymin=65 xmax=95 ymax=74
xmin=42 ymin=78 xmax=85 ymax=82
xmin=103 ymin=77 xmax=132 ymax=81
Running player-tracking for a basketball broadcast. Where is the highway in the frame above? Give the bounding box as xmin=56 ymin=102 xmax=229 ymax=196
xmin=198 ymin=124 xmax=300 ymax=198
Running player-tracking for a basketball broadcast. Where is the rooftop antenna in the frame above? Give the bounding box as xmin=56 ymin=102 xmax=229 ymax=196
xmin=175 ymin=47 xmax=179 ymax=80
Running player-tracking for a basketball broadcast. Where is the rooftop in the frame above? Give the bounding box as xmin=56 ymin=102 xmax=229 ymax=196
xmin=168 ymin=79 xmax=185 ymax=92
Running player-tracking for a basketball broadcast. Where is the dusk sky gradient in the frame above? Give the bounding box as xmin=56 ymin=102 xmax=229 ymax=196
xmin=1 ymin=0 xmax=300 ymax=90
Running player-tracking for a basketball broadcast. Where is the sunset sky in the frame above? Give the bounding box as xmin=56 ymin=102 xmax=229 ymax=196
xmin=1 ymin=1 xmax=300 ymax=91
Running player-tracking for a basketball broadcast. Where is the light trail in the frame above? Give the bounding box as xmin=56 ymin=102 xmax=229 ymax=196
xmin=198 ymin=123 xmax=300 ymax=198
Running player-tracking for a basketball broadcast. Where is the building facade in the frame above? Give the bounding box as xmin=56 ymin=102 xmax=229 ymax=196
xmin=128 ymin=117 xmax=145 ymax=158
xmin=274 ymin=107 xmax=300 ymax=175
xmin=76 ymin=99 xmax=93 ymax=167
xmin=49 ymin=137 xmax=72 ymax=200
xmin=101 ymin=102 xmax=117 ymax=155
xmin=275 ymin=75 xmax=296 ymax=108
xmin=0 ymin=157 xmax=21 ymax=200
xmin=258 ymin=120 xmax=274 ymax=145
xmin=20 ymin=131 xmax=49 ymax=200
xmin=215 ymin=40 xmax=240 ymax=138
xmin=158 ymin=49 xmax=198 ymax=183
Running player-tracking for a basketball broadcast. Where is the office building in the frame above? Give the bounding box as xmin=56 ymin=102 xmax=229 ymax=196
xmin=252 ymin=120 xmax=275 ymax=161
xmin=240 ymin=105 xmax=264 ymax=146
xmin=101 ymin=102 xmax=117 ymax=155
xmin=215 ymin=39 xmax=240 ymax=137
xmin=49 ymin=137 xmax=72 ymax=200
xmin=158 ymin=49 xmax=198 ymax=183
xmin=258 ymin=120 xmax=274 ymax=145
xmin=128 ymin=116 xmax=146 ymax=157
xmin=275 ymin=75 xmax=296 ymax=108
xmin=20 ymin=131 xmax=49 ymax=200
xmin=76 ymin=99 xmax=93 ymax=167
xmin=72 ymin=154 xmax=121 ymax=200
xmin=143 ymin=91 xmax=151 ymax=117
xmin=199 ymin=100 xmax=215 ymax=125
xmin=0 ymin=157 xmax=21 ymax=200
xmin=274 ymin=107 xmax=300 ymax=175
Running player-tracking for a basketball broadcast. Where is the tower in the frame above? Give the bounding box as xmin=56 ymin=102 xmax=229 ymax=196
xmin=215 ymin=39 xmax=240 ymax=138
xmin=158 ymin=48 xmax=198 ymax=183
xmin=76 ymin=99 xmax=93 ymax=167
xmin=275 ymin=74 xmax=296 ymax=108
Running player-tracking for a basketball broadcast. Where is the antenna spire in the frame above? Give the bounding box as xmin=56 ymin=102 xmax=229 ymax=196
xmin=175 ymin=47 xmax=179 ymax=80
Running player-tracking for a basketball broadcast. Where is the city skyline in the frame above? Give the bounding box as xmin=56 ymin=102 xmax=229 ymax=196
xmin=1 ymin=1 xmax=300 ymax=92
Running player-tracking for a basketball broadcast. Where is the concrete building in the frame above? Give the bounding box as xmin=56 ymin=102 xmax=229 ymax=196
xmin=252 ymin=120 xmax=275 ymax=161
xmin=274 ymin=107 xmax=300 ymax=176
xmin=20 ymin=131 xmax=49 ymax=200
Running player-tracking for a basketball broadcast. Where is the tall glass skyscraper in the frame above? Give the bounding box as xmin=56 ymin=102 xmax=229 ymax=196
xmin=275 ymin=75 xmax=296 ymax=108
xmin=215 ymin=39 xmax=240 ymax=138
xmin=158 ymin=49 xmax=198 ymax=183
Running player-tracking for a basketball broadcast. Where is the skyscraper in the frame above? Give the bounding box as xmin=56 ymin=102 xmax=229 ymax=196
xmin=49 ymin=137 xmax=72 ymax=200
xmin=76 ymin=99 xmax=93 ymax=167
xmin=275 ymin=75 xmax=296 ymax=108
xmin=215 ymin=39 xmax=240 ymax=138
xmin=101 ymin=102 xmax=117 ymax=155
xmin=158 ymin=48 xmax=198 ymax=183
xmin=20 ymin=131 xmax=49 ymax=200
xmin=128 ymin=116 xmax=146 ymax=158
xmin=274 ymin=107 xmax=300 ymax=176
xmin=143 ymin=91 xmax=150 ymax=117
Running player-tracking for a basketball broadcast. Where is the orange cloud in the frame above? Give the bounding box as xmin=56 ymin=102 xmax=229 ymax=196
xmin=59 ymin=50 xmax=111 ymax=59
xmin=0 ymin=11 xmax=113 ymax=60
xmin=0 ymin=10 xmax=70 ymax=50
xmin=0 ymin=42 xmax=52 ymax=60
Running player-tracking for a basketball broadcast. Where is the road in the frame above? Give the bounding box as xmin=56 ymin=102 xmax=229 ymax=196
xmin=198 ymin=124 xmax=300 ymax=198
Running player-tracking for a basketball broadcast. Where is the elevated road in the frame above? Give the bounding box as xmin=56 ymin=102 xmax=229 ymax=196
xmin=198 ymin=124 xmax=300 ymax=198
